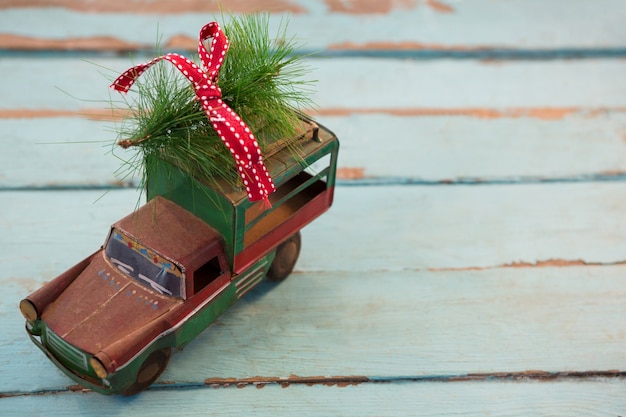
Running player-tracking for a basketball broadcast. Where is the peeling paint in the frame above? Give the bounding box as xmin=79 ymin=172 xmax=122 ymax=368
xmin=336 ymin=167 xmax=366 ymax=179
xmin=323 ymin=0 xmax=453 ymax=14
xmin=2 ymin=370 xmax=624 ymax=397
xmin=163 ymin=34 xmax=196 ymax=50
xmin=329 ymin=40 xmax=485 ymax=51
xmin=425 ymin=0 xmax=454 ymax=13
xmin=0 ymin=0 xmax=306 ymax=14
xmin=324 ymin=0 xmax=417 ymax=14
xmin=204 ymin=375 xmax=370 ymax=388
xmin=428 ymin=259 xmax=626 ymax=272
xmin=66 ymin=384 xmax=88 ymax=393
xmin=3 ymin=107 xmax=626 ymax=121
xmin=505 ymin=259 xmax=589 ymax=268
xmin=314 ymin=107 xmax=599 ymax=120
xmin=0 ymin=33 xmax=208 ymax=52
xmin=0 ymin=34 xmax=141 ymax=51
xmin=0 ymin=108 xmax=130 ymax=121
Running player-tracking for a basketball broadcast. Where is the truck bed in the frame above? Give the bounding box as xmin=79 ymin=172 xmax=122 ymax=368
xmin=244 ymin=172 xmax=327 ymax=247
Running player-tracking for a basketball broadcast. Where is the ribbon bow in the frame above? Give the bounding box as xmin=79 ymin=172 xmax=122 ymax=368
xmin=110 ymin=21 xmax=275 ymax=204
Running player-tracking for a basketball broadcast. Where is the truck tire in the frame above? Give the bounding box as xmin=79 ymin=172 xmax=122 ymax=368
xmin=267 ymin=231 xmax=301 ymax=281
xmin=122 ymin=347 xmax=171 ymax=396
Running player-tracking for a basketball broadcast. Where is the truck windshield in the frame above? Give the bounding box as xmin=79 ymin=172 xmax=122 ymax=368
xmin=105 ymin=229 xmax=183 ymax=298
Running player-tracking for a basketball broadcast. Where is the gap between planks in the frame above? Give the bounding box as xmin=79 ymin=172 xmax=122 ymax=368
xmin=5 ymin=171 xmax=626 ymax=191
xmin=2 ymin=106 xmax=626 ymax=120
xmin=2 ymin=370 xmax=625 ymax=399
xmin=3 ymin=35 xmax=626 ymax=61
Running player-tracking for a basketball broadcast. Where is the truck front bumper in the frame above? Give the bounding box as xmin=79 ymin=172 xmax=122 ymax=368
xmin=25 ymin=323 xmax=116 ymax=394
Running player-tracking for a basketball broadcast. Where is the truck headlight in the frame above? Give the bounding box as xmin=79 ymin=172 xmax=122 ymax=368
xmin=19 ymin=299 xmax=38 ymax=322
xmin=90 ymin=357 xmax=109 ymax=379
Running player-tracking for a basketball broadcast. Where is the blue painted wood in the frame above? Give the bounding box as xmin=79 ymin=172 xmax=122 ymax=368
xmin=5 ymin=254 xmax=626 ymax=395
xmin=2 ymin=0 xmax=626 ymax=414
xmin=2 ymin=58 xmax=626 ymax=110
xmin=320 ymin=113 xmax=626 ymax=181
xmin=3 ymin=58 xmax=626 ymax=190
xmin=5 ymin=183 xmax=626 ymax=278
xmin=3 ymin=186 xmax=626 ymax=396
xmin=16 ymin=260 xmax=626 ymax=383
xmin=5 ymin=113 xmax=626 ymax=187
xmin=0 ymin=118 xmax=131 ymax=188
xmin=3 ymin=380 xmax=626 ymax=416
xmin=1 ymin=0 xmax=626 ymax=50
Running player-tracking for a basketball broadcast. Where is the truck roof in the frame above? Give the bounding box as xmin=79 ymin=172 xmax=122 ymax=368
xmin=113 ymin=196 xmax=222 ymax=271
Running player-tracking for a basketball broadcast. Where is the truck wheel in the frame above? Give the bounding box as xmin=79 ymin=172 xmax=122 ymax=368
xmin=267 ymin=231 xmax=301 ymax=281
xmin=122 ymin=348 xmax=171 ymax=396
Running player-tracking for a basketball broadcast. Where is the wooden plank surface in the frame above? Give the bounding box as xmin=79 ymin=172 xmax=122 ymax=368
xmin=3 ymin=381 xmax=626 ymax=417
xmin=3 ymin=58 xmax=626 ymax=187
xmin=5 ymin=183 xmax=626 ymax=275
xmin=8 ymin=263 xmax=625 ymax=390
xmin=2 ymin=0 xmax=626 ymax=51
xmin=2 ymin=0 xmax=626 ymax=415
xmin=3 ymin=58 xmax=626 ymax=110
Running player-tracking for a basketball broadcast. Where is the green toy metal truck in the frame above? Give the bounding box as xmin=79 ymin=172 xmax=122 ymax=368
xmin=20 ymin=117 xmax=339 ymax=395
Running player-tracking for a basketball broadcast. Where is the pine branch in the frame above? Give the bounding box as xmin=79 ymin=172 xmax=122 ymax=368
xmin=114 ymin=13 xmax=316 ymax=190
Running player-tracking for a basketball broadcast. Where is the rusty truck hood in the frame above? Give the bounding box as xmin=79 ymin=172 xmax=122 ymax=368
xmin=42 ymin=252 xmax=181 ymax=354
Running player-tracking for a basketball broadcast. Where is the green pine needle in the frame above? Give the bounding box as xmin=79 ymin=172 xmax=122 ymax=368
xmin=114 ymin=13 xmax=316 ymax=191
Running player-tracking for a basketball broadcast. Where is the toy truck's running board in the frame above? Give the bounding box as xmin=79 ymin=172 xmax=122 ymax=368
xmin=146 ymin=117 xmax=339 ymax=274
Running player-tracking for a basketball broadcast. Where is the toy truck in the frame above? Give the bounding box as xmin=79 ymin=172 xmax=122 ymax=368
xmin=19 ymin=117 xmax=339 ymax=395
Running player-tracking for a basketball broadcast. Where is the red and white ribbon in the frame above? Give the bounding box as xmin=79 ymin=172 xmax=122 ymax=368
xmin=111 ymin=22 xmax=275 ymax=203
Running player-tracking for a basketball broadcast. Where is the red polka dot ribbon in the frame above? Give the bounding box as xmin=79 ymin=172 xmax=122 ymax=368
xmin=110 ymin=21 xmax=275 ymax=204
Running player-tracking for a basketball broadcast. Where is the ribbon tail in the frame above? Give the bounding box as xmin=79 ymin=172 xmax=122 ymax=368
xmin=240 ymin=161 xmax=276 ymax=203
xmin=261 ymin=196 xmax=272 ymax=210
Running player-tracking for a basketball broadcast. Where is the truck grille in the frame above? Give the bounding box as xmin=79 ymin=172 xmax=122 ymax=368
xmin=45 ymin=327 xmax=89 ymax=371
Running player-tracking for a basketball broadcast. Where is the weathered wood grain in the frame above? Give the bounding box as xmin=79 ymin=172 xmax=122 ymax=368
xmin=3 ymin=58 xmax=626 ymax=188
xmin=3 ymin=0 xmax=626 ymax=414
xmin=2 ymin=58 xmax=626 ymax=111
xmin=4 ymin=185 xmax=626 ymax=395
xmin=5 ymin=182 xmax=626 ymax=280
xmin=5 ymin=113 xmax=626 ymax=187
xmin=1 ymin=0 xmax=625 ymax=51
xmin=2 ymin=378 xmax=626 ymax=416
xmin=5 ymin=250 xmax=626 ymax=393
xmin=1 ymin=117 xmax=136 ymax=188
xmin=321 ymin=113 xmax=626 ymax=181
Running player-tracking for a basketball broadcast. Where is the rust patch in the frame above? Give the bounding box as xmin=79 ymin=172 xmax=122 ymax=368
xmin=66 ymin=384 xmax=90 ymax=393
xmin=0 ymin=34 xmax=141 ymax=51
xmin=4 ymin=107 xmax=626 ymax=121
xmin=599 ymin=169 xmax=626 ymax=177
xmin=314 ymin=107 xmax=585 ymax=120
xmin=523 ymin=108 xmax=579 ymax=120
xmin=324 ymin=0 xmax=417 ymax=14
xmin=505 ymin=259 xmax=589 ymax=268
xmin=425 ymin=0 xmax=454 ymax=13
xmin=323 ymin=0 xmax=453 ymax=14
xmin=204 ymin=375 xmax=369 ymax=388
xmin=0 ymin=0 xmax=306 ymax=14
xmin=336 ymin=167 xmax=366 ymax=179
xmin=0 ymin=108 xmax=130 ymax=121
xmin=329 ymin=40 xmax=484 ymax=51
xmin=428 ymin=259 xmax=626 ymax=272
xmin=164 ymin=34 xmax=196 ymax=50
